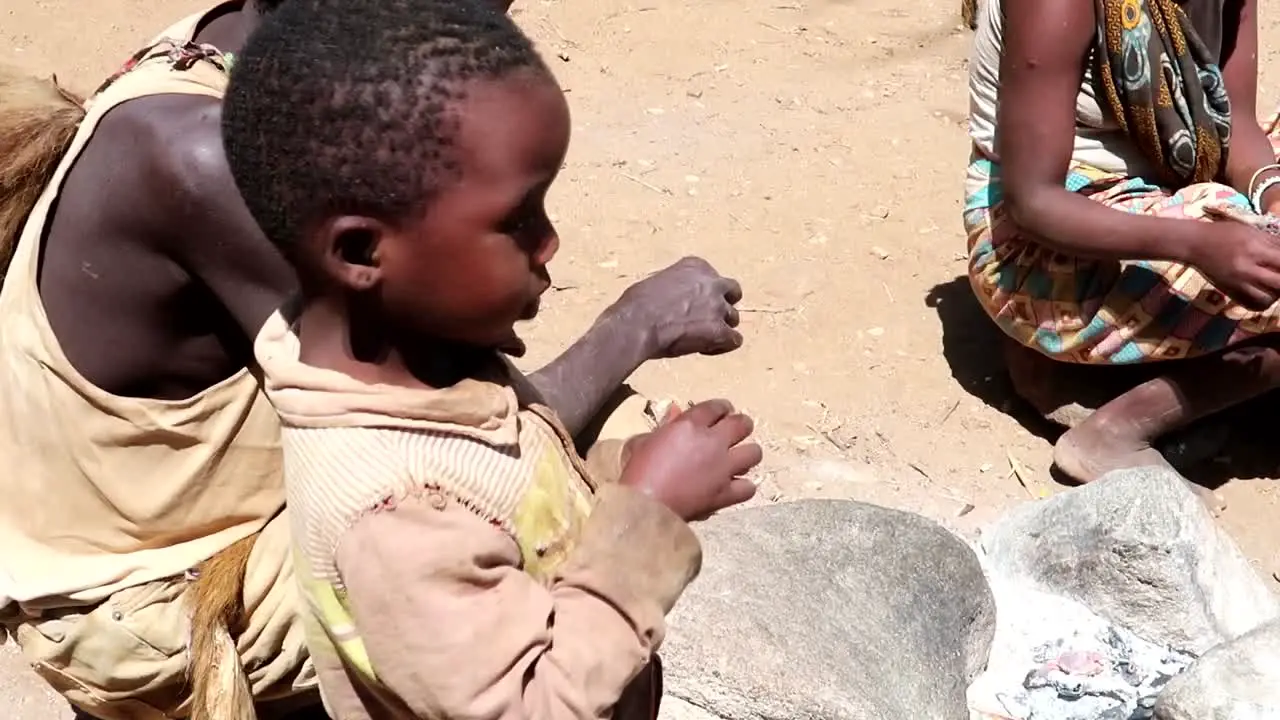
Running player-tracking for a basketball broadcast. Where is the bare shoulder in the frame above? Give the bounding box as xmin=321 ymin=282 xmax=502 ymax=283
xmin=79 ymin=91 xmax=295 ymax=335
xmin=96 ymin=93 xmax=241 ymax=228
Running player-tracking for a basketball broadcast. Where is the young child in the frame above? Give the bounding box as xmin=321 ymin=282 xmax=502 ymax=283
xmin=221 ymin=0 xmax=762 ymax=717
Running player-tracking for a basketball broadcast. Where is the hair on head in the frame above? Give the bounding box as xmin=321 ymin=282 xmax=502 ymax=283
xmin=222 ymin=0 xmax=548 ymax=265
xmin=252 ymin=0 xmax=289 ymax=12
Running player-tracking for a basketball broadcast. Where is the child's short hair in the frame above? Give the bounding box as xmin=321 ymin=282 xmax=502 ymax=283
xmin=222 ymin=0 xmax=547 ymax=260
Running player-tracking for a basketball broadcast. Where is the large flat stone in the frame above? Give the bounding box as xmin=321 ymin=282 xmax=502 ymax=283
xmin=659 ymin=499 xmax=995 ymax=720
xmin=0 ymin=641 xmax=74 ymax=720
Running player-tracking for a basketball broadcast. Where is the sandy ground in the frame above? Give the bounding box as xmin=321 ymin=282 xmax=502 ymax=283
xmin=5 ymin=0 xmax=1280 ymax=715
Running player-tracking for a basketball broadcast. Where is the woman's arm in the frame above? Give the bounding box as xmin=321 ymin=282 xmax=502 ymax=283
xmin=1218 ymin=0 xmax=1280 ymax=210
xmin=997 ymin=0 xmax=1205 ymax=263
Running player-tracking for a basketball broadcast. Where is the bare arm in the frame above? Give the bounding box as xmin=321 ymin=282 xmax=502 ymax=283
xmin=997 ymin=0 xmax=1205 ymax=263
xmin=336 ymin=484 xmax=700 ymax=719
xmin=527 ymin=257 xmax=742 ymax=437
xmin=1218 ymin=0 xmax=1280 ymax=208
xmin=525 ymin=308 xmax=652 ymax=438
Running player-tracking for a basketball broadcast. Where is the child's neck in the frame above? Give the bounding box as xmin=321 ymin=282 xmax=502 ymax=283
xmin=296 ymin=297 xmax=501 ymax=391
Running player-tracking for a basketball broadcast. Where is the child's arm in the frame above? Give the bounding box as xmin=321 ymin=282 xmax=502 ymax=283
xmin=335 ymin=483 xmax=700 ymax=719
xmin=526 ymin=257 xmax=742 ymax=435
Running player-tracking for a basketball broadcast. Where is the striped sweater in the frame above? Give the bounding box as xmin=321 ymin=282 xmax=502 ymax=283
xmin=254 ymin=309 xmax=700 ymax=720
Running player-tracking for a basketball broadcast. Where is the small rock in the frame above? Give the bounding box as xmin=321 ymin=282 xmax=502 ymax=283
xmin=981 ymin=466 xmax=1280 ymax=655
xmin=661 ymin=500 xmax=995 ymax=720
xmin=866 ymin=327 xmax=885 ymax=337
xmin=1155 ymin=618 xmax=1280 ymax=719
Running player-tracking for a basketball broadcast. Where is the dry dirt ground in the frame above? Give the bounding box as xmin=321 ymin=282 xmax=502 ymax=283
xmin=5 ymin=0 xmax=1280 ymax=715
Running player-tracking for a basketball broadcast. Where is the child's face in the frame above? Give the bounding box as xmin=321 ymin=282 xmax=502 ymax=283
xmin=351 ymin=70 xmax=569 ymax=352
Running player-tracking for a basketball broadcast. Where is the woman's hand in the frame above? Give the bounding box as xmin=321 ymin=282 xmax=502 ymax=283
xmin=1188 ymin=220 xmax=1280 ymax=311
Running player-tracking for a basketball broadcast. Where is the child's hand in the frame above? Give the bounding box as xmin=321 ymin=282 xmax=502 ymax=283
xmin=619 ymin=399 xmax=761 ymax=521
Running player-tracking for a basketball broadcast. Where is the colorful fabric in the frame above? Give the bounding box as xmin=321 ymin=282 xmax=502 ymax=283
xmin=1092 ymin=0 xmax=1231 ymax=185
xmin=93 ymin=38 xmax=231 ymax=98
xmin=963 ymin=108 xmax=1280 ymax=365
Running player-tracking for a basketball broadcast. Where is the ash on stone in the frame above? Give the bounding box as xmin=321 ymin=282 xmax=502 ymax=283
xmin=967 ymin=572 xmax=1195 ymax=720
xmin=967 ymin=467 xmax=1280 ymax=720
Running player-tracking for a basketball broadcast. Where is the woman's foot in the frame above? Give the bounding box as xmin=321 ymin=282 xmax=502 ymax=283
xmin=1052 ymin=420 xmax=1168 ymax=484
xmin=1052 ymin=419 xmax=1226 ymax=514
xmin=1007 ymin=339 xmax=1280 ymax=516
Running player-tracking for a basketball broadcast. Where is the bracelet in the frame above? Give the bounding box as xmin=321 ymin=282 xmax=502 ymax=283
xmin=1248 ymin=163 xmax=1280 ymax=199
xmin=1252 ymin=175 xmax=1280 ymax=214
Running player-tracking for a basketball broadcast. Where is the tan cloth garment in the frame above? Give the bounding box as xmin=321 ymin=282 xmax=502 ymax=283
xmin=0 ymin=6 xmax=316 ymax=718
xmin=255 ymin=310 xmax=700 ymax=720
xmin=0 ymin=1 xmax=281 ymax=615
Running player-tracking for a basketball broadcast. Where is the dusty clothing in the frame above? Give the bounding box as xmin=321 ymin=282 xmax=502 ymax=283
xmin=0 ymin=6 xmax=315 ymax=718
xmin=255 ymin=309 xmax=700 ymax=720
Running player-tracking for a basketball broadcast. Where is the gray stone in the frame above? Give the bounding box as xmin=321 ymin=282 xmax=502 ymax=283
xmin=1155 ymin=618 xmax=1280 ymax=720
xmin=981 ymin=465 xmax=1280 ymax=655
xmin=0 ymin=641 xmax=74 ymax=720
xmin=658 ymin=499 xmax=995 ymax=720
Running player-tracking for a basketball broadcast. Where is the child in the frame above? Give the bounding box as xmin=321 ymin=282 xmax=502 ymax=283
xmin=221 ymin=0 xmax=762 ymax=718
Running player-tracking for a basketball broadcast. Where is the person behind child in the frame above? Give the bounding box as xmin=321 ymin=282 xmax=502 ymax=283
xmin=0 ymin=0 xmax=744 ymax=717
xmin=223 ymin=0 xmax=762 ymax=717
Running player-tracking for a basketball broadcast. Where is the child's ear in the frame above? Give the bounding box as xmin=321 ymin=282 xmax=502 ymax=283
xmin=318 ymin=216 xmax=388 ymax=292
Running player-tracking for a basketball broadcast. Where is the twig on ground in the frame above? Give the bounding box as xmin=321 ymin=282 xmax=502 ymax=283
xmin=540 ymin=18 xmax=580 ymax=49
xmin=937 ymin=398 xmax=962 ymax=426
xmin=1007 ymin=450 xmax=1047 ymax=499
xmin=617 ymin=171 xmax=673 ymax=196
xmin=739 ymin=305 xmax=799 ymax=314
xmin=908 ymin=461 xmax=933 ymax=482
xmin=597 ymin=6 xmax=658 ymax=29
xmin=806 ymin=423 xmax=847 ymax=452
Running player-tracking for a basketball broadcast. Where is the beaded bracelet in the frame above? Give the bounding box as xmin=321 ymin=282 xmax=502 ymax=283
xmin=1248 ymin=164 xmax=1280 ymax=196
xmin=1252 ymin=175 xmax=1280 ymax=214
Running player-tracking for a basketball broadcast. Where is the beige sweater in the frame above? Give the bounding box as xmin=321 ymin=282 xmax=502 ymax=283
xmin=255 ymin=309 xmax=701 ymax=719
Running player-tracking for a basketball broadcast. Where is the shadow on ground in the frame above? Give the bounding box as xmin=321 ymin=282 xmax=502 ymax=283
xmin=926 ymin=274 xmax=1280 ymax=489
xmin=924 ymin=275 xmax=1057 ymax=442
